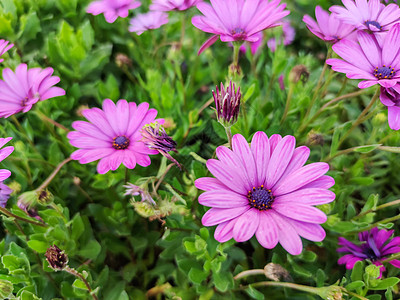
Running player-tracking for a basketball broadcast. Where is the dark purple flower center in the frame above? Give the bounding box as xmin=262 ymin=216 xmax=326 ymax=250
xmin=363 ymin=248 xmax=380 ymax=261
xmin=247 ymin=185 xmax=275 ymax=211
xmin=112 ymin=135 xmax=130 ymax=150
xmin=231 ymin=27 xmax=246 ymax=40
xmin=365 ymin=21 xmax=382 ymax=30
xmin=374 ymin=65 xmax=395 ymax=79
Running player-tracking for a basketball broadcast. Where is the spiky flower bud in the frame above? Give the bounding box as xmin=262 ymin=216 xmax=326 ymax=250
xmin=213 ymin=81 xmax=241 ymax=127
xmin=141 ymin=123 xmax=181 ymax=169
xmin=45 ymin=245 xmax=68 ymax=271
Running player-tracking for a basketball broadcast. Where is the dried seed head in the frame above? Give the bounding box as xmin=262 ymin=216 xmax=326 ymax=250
xmin=45 ymin=245 xmax=68 ymax=271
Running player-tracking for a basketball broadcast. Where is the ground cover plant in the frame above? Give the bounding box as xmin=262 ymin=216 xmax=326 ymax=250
xmin=0 ymin=0 xmax=400 ymax=299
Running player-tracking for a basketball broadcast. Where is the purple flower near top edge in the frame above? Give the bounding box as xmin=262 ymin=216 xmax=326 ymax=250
xmin=0 ymin=64 xmax=65 ymax=118
xmin=326 ymin=24 xmax=400 ymax=89
xmin=0 ymin=182 xmax=12 ymax=208
xmin=191 ymin=0 xmax=290 ymax=55
xmin=338 ymin=227 xmax=400 ymax=278
xmin=267 ymin=20 xmax=295 ymax=52
xmin=380 ymin=84 xmax=400 ymax=129
xmin=0 ymin=40 xmax=13 ymax=63
xmin=129 ymin=11 xmax=169 ymax=35
xmin=150 ymin=0 xmax=202 ymax=11
xmin=195 ymin=132 xmax=335 ymax=255
xmin=87 ymin=0 xmax=141 ymax=23
xmin=0 ymin=137 xmax=13 ymax=182
xmin=330 ymin=0 xmax=400 ymax=33
xmin=68 ymin=99 xmax=163 ymax=174
xmin=303 ymin=6 xmax=356 ymax=44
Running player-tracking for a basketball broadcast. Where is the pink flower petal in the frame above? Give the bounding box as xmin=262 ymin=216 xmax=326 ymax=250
xmin=233 ymin=208 xmax=260 ymax=242
xmin=255 ymin=210 xmax=279 ymax=249
xmin=202 ymin=206 xmax=249 ymax=226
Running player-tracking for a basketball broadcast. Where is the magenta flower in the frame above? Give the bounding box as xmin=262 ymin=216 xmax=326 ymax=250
xmin=303 ymin=6 xmax=356 ymax=43
xmin=0 ymin=40 xmax=13 ymax=63
xmin=68 ymin=99 xmax=163 ymax=174
xmin=338 ymin=227 xmax=400 ymax=278
xmin=195 ymin=132 xmax=335 ymax=255
xmin=0 ymin=137 xmax=13 ymax=181
xmin=87 ymin=0 xmax=141 ymax=23
xmin=267 ymin=20 xmax=295 ymax=52
xmin=129 ymin=11 xmax=169 ymax=35
xmin=326 ymin=24 xmax=400 ymax=89
xmin=380 ymin=84 xmax=400 ymax=129
xmin=0 ymin=182 xmax=12 ymax=208
xmin=0 ymin=64 xmax=65 ymax=118
xmin=192 ymin=0 xmax=290 ymax=54
xmin=150 ymin=0 xmax=201 ymax=11
xmin=330 ymin=0 xmax=400 ymax=32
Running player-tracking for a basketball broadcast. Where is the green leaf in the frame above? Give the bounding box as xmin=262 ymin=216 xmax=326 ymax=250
xmin=353 ymin=144 xmax=381 ymax=153
xmin=188 ymin=268 xmax=208 ymax=284
xmin=243 ymin=83 xmax=256 ymax=102
xmin=72 ymin=279 xmax=87 ymax=290
xmin=212 ymin=272 xmax=232 ymax=292
xmin=330 ymin=127 xmax=340 ymax=156
xmin=361 ymin=194 xmax=379 ymax=213
xmin=350 ymin=177 xmax=374 ymax=186
xmin=27 ymin=240 xmax=48 ymax=253
xmin=245 ymin=286 xmax=265 ymax=300
xmin=78 ymin=240 xmax=101 ymax=259
xmin=351 ymin=261 xmax=364 ymax=282
xmin=18 ymin=11 xmax=41 ymax=42
xmin=71 ymin=213 xmax=85 ymax=241
xmin=346 ymin=281 xmax=365 ymax=291
xmin=370 ymin=278 xmax=400 ymax=290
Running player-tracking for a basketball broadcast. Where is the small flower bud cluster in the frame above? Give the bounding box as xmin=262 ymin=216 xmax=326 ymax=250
xmin=213 ymin=81 xmax=241 ymax=128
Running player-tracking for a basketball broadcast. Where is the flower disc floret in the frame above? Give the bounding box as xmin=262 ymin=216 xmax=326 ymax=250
xmin=195 ymin=132 xmax=335 ymax=255
xmin=68 ymin=99 xmax=164 ymax=174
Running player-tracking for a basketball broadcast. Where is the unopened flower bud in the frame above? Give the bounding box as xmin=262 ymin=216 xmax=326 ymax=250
xmin=317 ymin=285 xmax=343 ymax=300
xmin=0 ymin=279 xmax=13 ymax=299
xmin=289 ymin=65 xmax=309 ymax=84
xmin=115 ymin=53 xmax=132 ymax=68
xmin=17 ymin=190 xmax=43 ymax=222
xmin=307 ymin=131 xmax=324 ymax=146
xmin=45 ymin=245 xmax=68 ymax=271
xmin=141 ymin=123 xmax=181 ymax=169
xmin=37 ymin=189 xmax=54 ymax=205
xmin=213 ymin=81 xmax=241 ymax=128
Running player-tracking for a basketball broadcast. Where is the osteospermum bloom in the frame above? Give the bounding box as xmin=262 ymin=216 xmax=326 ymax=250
xmin=326 ymin=24 xmax=400 ymax=88
xmin=0 ymin=182 xmax=12 ymax=208
xmin=192 ymin=0 xmax=290 ymax=54
xmin=379 ymin=83 xmax=400 ymax=129
xmin=0 ymin=138 xmax=13 ymax=181
xmin=267 ymin=20 xmax=295 ymax=52
xmin=68 ymin=99 xmax=163 ymax=174
xmin=87 ymin=0 xmax=141 ymax=23
xmin=303 ymin=6 xmax=355 ymax=43
xmin=150 ymin=0 xmax=201 ymax=11
xmin=0 ymin=64 xmax=65 ymax=118
xmin=129 ymin=11 xmax=169 ymax=35
xmin=330 ymin=0 xmax=400 ymax=32
xmin=195 ymin=132 xmax=335 ymax=255
xmin=338 ymin=227 xmax=400 ymax=278
xmin=0 ymin=40 xmax=13 ymax=63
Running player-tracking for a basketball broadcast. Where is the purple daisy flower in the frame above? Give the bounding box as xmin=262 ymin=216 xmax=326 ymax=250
xmin=0 ymin=64 xmax=65 ymax=118
xmin=195 ymin=132 xmax=335 ymax=255
xmin=0 ymin=40 xmax=13 ymax=63
xmin=0 ymin=182 xmax=12 ymax=208
xmin=330 ymin=0 xmax=400 ymax=32
xmin=87 ymin=0 xmax=141 ymax=23
xmin=191 ymin=0 xmax=290 ymax=55
xmin=0 ymin=137 xmax=13 ymax=181
xmin=150 ymin=0 xmax=202 ymax=11
xmin=267 ymin=20 xmax=295 ymax=52
xmin=68 ymin=99 xmax=163 ymax=174
xmin=326 ymin=24 xmax=400 ymax=89
xmin=303 ymin=6 xmax=356 ymax=43
xmin=338 ymin=227 xmax=400 ymax=278
xmin=380 ymin=83 xmax=400 ymax=129
xmin=129 ymin=11 xmax=169 ymax=35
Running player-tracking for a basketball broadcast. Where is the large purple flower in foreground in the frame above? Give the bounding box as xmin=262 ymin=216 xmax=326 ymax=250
xmin=380 ymin=83 xmax=400 ymax=130
xmin=129 ymin=11 xmax=169 ymax=35
xmin=195 ymin=132 xmax=335 ymax=255
xmin=0 ymin=64 xmax=65 ymax=118
xmin=87 ymin=0 xmax=141 ymax=23
xmin=0 ymin=40 xmax=13 ymax=63
xmin=330 ymin=0 xmax=400 ymax=32
xmin=192 ymin=0 xmax=290 ymax=54
xmin=150 ymin=0 xmax=201 ymax=11
xmin=327 ymin=24 xmax=400 ymax=89
xmin=68 ymin=99 xmax=163 ymax=174
xmin=0 ymin=137 xmax=14 ymax=181
xmin=303 ymin=6 xmax=355 ymax=43
xmin=338 ymin=227 xmax=400 ymax=278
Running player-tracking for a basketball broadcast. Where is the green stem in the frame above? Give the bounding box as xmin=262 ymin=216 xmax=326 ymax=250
xmin=65 ymin=267 xmax=98 ymax=300
xmin=11 ymin=115 xmax=40 ymax=155
xmin=382 ymin=252 xmax=400 ymax=264
xmin=0 ymin=206 xmax=47 ymax=227
xmin=234 ymin=269 xmax=265 ymax=280
xmin=353 ymin=199 xmax=400 ymax=220
xmin=225 ymin=126 xmax=233 ymax=149
xmin=35 ymin=111 xmax=70 ymax=132
xmin=180 ymin=14 xmax=186 ymax=47
xmin=348 ymin=214 xmax=400 ymax=234
xmin=37 ymin=158 xmax=72 ymax=191
xmin=337 ymin=77 xmax=349 ymax=97
xmin=324 ymin=143 xmax=381 ymax=162
xmin=232 ymin=43 xmax=240 ymax=68
xmin=281 ymin=83 xmax=294 ymax=124
xmin=298 ymin=89 xmax=368 ymax=133
xmin=303 ymin=47 xmax=332 ymax=121
xmin=337 ymin=87 xmax=380 ymax=148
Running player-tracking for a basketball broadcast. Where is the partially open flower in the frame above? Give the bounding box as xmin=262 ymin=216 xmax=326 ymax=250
xmin=45 ymin=245 xmax=68 ymax=271
xmin=124 ymin=183 xmax=156 ymax=205
xmin=213 ymin=81 xmax=241 ymax=128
